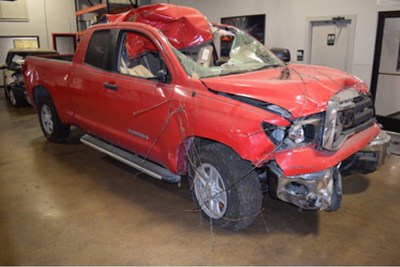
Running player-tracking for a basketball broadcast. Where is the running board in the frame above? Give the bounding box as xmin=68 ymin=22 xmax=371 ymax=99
xmin=80 ymin=134 xmax=181 ymax=183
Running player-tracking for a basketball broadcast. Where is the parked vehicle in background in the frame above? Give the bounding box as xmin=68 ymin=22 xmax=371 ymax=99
xmin=24 ymin=4 xmax=391 ymax=231
xmin=1 ymin=48 xmax=58 ymax=107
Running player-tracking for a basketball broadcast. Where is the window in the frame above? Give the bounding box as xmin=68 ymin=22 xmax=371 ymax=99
xmin=84 ymin=30 xmax=110 ymax=69
xmin=117 ymin=31 xmax=170 ymax=81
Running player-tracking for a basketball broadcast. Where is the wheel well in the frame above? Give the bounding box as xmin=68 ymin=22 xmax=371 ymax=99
xmin=177 ymin=137 xmax=230 ymax=175
xmin=33 ymin=86 xmax=50 ymax=106
xmin=177 ymin=137 xmax=267 ymax=188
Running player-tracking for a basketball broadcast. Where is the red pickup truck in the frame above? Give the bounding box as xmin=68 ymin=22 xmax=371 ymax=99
xmin=24 ymin=4 xmax=390 ymax=230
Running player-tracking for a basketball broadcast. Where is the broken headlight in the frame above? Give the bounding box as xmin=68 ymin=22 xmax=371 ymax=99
xmin=262 ymin=113 xmax=323 ymax=150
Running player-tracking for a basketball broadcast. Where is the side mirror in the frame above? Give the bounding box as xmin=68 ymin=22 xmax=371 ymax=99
xmin=270 ymin=47 xmax=291 ymax=63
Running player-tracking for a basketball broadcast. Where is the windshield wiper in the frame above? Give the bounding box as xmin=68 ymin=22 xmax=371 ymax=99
xmin=219 ymin=69 xmax=249 ymax=76
xmin=219 ymin=64 xmax=283 ymax=76
xmin=254 ymin=63 xmax=291 ymax=79
xmin=254 ymin=64 xmax=283 ymax=71
xmin=279 ymin=64 xmax=291 ymax=80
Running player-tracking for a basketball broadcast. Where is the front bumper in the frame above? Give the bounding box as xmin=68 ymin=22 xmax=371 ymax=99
xmin=273 ymin=123 xmax=382 ymax=177
xmin=268 ymin=129 xmax=391 ymax=210
xmin=269 ymin=163 xmax=342 ymax=210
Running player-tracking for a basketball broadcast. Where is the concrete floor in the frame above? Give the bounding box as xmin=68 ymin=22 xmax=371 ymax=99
xmin=1 ymin=94 xmax=400 ymax=265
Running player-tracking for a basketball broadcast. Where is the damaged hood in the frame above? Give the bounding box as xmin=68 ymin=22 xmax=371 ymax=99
xmin=201 ymin=64 xmax=366 ymax=118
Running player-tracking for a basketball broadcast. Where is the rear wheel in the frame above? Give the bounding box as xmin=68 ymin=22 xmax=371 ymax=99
xmin=189 ymin=142 xmax=263 ymax=231
xmin=8 ymin=87 xmax=26 ymax=107
xmin=38 ymin=96 xmax=70 ymax=142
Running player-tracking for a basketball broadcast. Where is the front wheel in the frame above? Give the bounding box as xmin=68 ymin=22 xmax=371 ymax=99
xmin=189 ymin=143 xmax=263 ymax=231
xmin=38 ymin=96 xmax=70 ymax=142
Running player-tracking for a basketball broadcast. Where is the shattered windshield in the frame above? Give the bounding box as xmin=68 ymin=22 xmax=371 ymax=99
xmin=173 ymin=25 xmax=283 ymax=78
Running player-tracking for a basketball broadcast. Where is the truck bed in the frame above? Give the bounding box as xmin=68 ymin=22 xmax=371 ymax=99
xmin=24 ymin=54 xmax=75 ymax=124
xmin=27 ymin=54 xmax=74 ymax=62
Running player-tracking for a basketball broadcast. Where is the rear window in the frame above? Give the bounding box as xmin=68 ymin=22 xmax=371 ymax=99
xmin=84 ymin=30 xmax=110 ymax=69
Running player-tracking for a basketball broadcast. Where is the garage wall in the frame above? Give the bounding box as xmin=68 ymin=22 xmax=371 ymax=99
xmin=155 ymin=0 xmax=400 ymax=88
xmin=266 ymin=0 xmax=377 ymax=86
xmin=0 ymin=0 xmax=76 ymax=85
xmin=0 ymin=0 xmax=76 ymax=51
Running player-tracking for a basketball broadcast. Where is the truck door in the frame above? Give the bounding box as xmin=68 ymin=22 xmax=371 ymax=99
xmin=97 ymin=30 xmax=177 ymax=163
xmin=68 ymin=29 xmax=110 ymax=137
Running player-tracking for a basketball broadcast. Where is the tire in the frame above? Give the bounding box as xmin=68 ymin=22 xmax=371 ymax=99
xmin=38 ymin=96 xmax=70 ymax=142
xmin=188 ymin=142 xmax=263 ymax=231
xmin=8 ymin=87 xmax=26 ymax=107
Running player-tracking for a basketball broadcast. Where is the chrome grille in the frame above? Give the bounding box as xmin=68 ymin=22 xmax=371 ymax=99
xmin=322 ymin=89 xmax=375 ymax=151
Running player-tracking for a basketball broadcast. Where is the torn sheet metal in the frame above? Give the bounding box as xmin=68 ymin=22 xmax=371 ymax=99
xmin=273 ymin=123 xmax=381 ymax=177
xmin=125 ymin=32 xmax=158 ymax=58
xmin=107 ymin=4 xmax=213 ymax=50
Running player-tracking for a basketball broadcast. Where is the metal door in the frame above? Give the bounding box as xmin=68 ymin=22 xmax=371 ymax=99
xmin=310 ymin=18 xmax=353 ymax=72
xmin=371 ymin=11 xmax=400 ymax=134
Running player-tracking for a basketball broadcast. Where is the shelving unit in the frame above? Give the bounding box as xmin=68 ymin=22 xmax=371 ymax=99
xmin=75 ymin=0 xmax=137 ymax=40
xmin=75 ymin=2 xmax=107 ymax=16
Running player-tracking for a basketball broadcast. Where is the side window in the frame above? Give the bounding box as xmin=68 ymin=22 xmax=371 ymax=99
xmin=118 ymin=31 xmax=170 ymax=82
xmin=84 ymin=30 xmax=110 ymax=69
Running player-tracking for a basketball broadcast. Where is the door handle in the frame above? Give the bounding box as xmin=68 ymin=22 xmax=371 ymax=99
xmin=103 ymin=82 xmax=118 ymax=91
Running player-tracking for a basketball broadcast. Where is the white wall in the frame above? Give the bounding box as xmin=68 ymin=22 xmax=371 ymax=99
xmin=0 ymin=0 xmax=76 ymax=49
xmin=157 ymin=0 xmax=400 ymax=88
xmin=267 ymin=0 xmax=378 ymax=87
